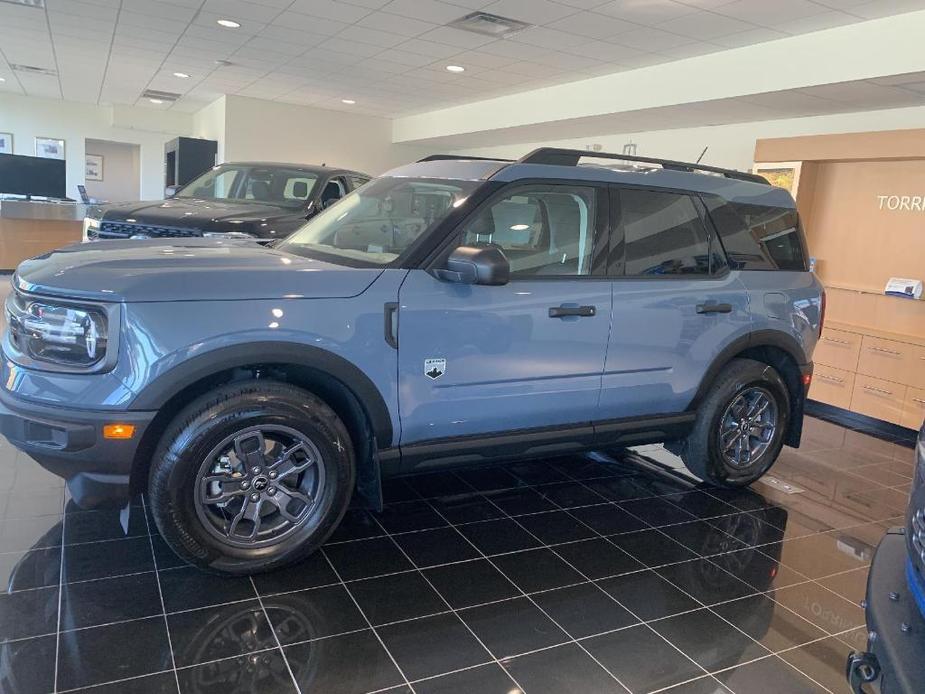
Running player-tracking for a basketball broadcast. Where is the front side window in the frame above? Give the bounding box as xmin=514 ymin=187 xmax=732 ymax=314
xmin=278 ymin=177 xmax=477 ymax=266
xmin=177 ymin=165 xmax=319 ymax=208
xmin=618 ymin=189 xmax=719 ymax=276
xmin=459 ymin=186 xmax=597 ymax=277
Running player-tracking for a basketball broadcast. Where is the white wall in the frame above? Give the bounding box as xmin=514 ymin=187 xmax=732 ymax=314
xmin=84 ymin=139 xmax=140 ymax=202
xmin=193 ymin=96 xmax=227 ymax=163
xmin=0 ymin=93 xmax=192 ymax=199
xmin=448 ymin=104 xmax=925 ymax=172
xmin=221 ymin=96 xmax=430 ymax=176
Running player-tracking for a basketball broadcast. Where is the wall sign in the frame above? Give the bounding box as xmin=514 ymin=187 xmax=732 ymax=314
xmin=877 ymin=195 xmax=925 ymax=211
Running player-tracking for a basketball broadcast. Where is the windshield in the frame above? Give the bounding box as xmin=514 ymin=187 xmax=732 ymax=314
xmin=277 ymin=177 xmax=478 ymax=266
xmin=176 ymin=165 xmax=320 ymax=208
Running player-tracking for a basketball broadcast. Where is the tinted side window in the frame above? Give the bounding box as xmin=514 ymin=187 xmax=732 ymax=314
xmin=349 ymin=176 xmax=370 ymax=189
xmin=618 ymin=189 xmax=717 ymax=276
xmin=460 ymin=186 xmax=598 ymax=277
xmin=705 ymin=197 xmax=807 ymax=271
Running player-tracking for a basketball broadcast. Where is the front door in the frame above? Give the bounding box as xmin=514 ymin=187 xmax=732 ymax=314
xmin=599 ymin=186 xmax=750 ymax=421
xmin=397 ymin=182 xmax=612 ymax=451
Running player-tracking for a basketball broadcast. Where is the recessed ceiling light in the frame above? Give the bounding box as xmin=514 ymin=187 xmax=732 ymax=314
xmin=341 ymin=99 xmax=356 ymax=104
xmin=216 ymin=19 xmax=241 ymax=28
xmin=172 ymin=72 xmax=190 ymax=78
xmin=148 ymin=98 xmax=164 ymax=104
xmin=446 ymin=65 xmax=465 ymax=73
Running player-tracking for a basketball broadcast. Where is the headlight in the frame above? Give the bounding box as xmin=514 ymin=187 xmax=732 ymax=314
xmin=202 ymin=231 xmax=255 ymax=240
xmin=82 ymin=217 xmax=101 ymax=242
xmin=7 ymin=293 xmax=108 ymax=368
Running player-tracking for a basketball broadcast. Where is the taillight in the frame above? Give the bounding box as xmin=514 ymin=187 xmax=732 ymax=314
xmin=818 ymin=288 xmax=826 ymax=337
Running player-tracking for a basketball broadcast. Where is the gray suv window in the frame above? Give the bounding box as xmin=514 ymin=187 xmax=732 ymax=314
xmin=704 ymin=196 xmax=807 ymax=271
xmin=618 ymin=189 xmax=716 ymax=276
xmin=461 ymin=185 xmax=597 ymax=277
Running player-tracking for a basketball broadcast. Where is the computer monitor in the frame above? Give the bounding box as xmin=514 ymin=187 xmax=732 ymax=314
xmin=0 ymin=154 xmax=67 ymax=199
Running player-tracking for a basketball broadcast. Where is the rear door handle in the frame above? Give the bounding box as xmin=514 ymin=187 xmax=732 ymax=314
xmin=549 ymin=305 xmax=596 ymax=318
xmin=696 ymin=302 xmax=733 ymax=315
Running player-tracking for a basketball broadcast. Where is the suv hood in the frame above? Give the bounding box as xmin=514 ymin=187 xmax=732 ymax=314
xmin=97 ymin=198 xmax=304 ymax=227
xmin=14 ymin=239 xmax=383 ymax=302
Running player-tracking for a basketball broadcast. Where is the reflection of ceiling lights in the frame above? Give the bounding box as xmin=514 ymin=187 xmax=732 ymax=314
xmin=446 ymin=65 xmax=465 ymax=73
xmin=510 ymin=224 xmax=529 ymax=231
xmin=173 ymin=72 xmax=190 ymax=78
xmin=0 ymin=77 xmax=5 ymax=82
xmin=341 ymin=99 xmax=356 ymax=104
xmin=11 ymin=63 xmax=56 ymax=76
xmin=0 ymin=0 xmax=46 ymax=8
xmin=141 ymin=89 xmax=180 ymax=104
xmin=149 ymin=98 xmax=164 ymax=104
xmin=214 ymin=59 xmax=234 ymax=67
xmin=216 ymin=18 xmax=241 ymax=28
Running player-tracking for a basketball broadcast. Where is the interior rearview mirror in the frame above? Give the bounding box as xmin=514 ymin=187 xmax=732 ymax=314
xmin=434 ymin=245 xmax=510 ymax=286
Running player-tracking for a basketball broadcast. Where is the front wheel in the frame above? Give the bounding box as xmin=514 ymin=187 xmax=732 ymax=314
xmin=680 ymin=358 xmax=790 ymax=488
xmin=149 ymin=381 xmax=354 ymax=574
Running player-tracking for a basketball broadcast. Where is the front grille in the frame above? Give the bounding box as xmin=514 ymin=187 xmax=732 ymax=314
xmin=95 ymin=221 xmax=202 ymax=239
xmin=912 ymin=505 xmax=925 ymax=568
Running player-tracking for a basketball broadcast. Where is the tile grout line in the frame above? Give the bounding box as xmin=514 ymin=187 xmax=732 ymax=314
xmin=52 ymin=486 xmax=67 ymax=694
xmin=248 ymin=576 xmax=305 ymax=694
xmin=317 ymin=546 xmax=419 ymax=694
xmin=453 ymin=471 xmax=712 ymax=690
xmin=140 ymin=496 xmax=182 ymax=694
xmin=365 ymin=512 xmax=534 ymax=694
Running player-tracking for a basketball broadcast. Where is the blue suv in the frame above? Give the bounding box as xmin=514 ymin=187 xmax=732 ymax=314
xmin=1 ymin=148 xmax=824 ymax=574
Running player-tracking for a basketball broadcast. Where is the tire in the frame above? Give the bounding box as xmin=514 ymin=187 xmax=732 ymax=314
xmin=149 ymin=380 xmax=355 ymax=574
xmin=680 ymin=358 xmax=789 ymax=488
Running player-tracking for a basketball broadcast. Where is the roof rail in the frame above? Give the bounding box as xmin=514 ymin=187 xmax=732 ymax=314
xmin=517 ymin=147 xmax=768 ymax=185
xmin=417 ymin=154 xmax=514 ymax=163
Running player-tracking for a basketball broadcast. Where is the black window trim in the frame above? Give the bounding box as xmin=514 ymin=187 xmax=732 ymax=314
xmin=422 ymin=178 xmax=612 ymax=281
xmin=607 ymin=183 xmax=730 ymax=282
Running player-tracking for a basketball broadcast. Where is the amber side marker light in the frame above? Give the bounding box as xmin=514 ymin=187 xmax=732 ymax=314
xmin=801 ymin=374 xmax=812 ymax=387
xmin=103 ymin=424 xmax=136 ymax=440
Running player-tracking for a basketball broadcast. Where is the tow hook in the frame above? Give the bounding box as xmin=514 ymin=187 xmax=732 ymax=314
xmin=846 ymin=651 xmax=880 ymax=693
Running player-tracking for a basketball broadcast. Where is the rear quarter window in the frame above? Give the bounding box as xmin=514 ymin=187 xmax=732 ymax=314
xmin=704 ymin=197 xmax=807 ymax=272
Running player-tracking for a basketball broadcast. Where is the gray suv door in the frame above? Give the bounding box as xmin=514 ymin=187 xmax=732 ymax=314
xmin=599 ymin=186 xmax=750 ymax=421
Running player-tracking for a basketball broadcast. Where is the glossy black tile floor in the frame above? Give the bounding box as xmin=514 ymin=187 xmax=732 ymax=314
xmin=0 ymin=415 xmax=915 ymax=694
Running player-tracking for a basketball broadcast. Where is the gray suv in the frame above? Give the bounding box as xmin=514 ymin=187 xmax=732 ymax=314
xmin=0 ymin=148 xmax=824 ymax=574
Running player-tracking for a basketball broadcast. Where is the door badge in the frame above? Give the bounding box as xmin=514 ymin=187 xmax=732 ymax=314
xmin=424 ymin=358 xmax=446 ymax=380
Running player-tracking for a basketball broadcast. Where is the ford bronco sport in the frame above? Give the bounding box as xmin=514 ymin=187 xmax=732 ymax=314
xmin=1 ymin=148 xmax=824 ymax=574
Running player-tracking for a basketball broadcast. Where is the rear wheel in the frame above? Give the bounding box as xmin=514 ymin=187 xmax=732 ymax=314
xmin=149 ymin=380 xmax=354 ymax=574
xmin=680 ymin=358 xmax=789 ymax=488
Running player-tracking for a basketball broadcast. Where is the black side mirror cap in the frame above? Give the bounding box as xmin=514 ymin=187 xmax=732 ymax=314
xmin=434 ymin=245 xmax=510 ymax=286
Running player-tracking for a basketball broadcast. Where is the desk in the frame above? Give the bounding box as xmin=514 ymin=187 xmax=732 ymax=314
xmin=0 ymin=200 xmax=85 ymax=271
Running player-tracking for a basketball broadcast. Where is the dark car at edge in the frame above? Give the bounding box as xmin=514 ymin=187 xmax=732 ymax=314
xmin=83 ymin=162 xmax=370 ymax=242
xmin=848 ymin=420 xmax=925 ymax=693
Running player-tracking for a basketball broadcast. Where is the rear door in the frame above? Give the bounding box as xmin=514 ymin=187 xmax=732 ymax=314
xmin=599 ymin=185 xmax=750 ymax=423
xmin=396 ymin=182 xmax=612 ymax=448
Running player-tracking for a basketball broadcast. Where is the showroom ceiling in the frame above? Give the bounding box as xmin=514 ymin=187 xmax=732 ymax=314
xmin=1 ymin=0 xmax=924 ymax=117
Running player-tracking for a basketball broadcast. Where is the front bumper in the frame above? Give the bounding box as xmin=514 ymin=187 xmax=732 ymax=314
xmin=0 ymin=387 xmax=156 ymax=508
xmin=847 ymin=529 xmax=925 ymax=694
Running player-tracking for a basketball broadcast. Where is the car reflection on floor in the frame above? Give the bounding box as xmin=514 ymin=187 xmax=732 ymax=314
xmin=0 ymin=415 xmax=907 ymax=693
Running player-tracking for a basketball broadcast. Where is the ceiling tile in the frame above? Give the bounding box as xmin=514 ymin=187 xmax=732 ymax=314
xmin=718 ymin=0 xmax=832 ymax=26
xmin=548 ymin=11 xmax=635 ymax=39
xmin=416 ymin=26 xmax=497 ymax=48
xmin=658 ymin=11 xmax=757 ymax=39
xmin=481 ymin=0 xmax=579 ymax=24
xmin=596 ymin=0 xmax=697 ymax=24
xmin=355 ymin=11 xmax=437 ymax=36
xmin=288 ymin=0 xmax=374 ymax=23
xmin=611 ymin=26 xmax=696 ymax=51
xmin=381 ymin=0 xmax=467 ymax=24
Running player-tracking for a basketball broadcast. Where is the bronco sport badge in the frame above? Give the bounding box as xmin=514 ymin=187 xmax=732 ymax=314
xmin=424 ymin=358 xmax=446 ymax=380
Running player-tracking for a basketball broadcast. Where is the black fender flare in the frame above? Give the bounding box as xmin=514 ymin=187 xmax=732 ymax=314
xmin=129 ymin=341 xmax=394 ymax=446
xmin=688 ymin=329 xmax=810 ymax=412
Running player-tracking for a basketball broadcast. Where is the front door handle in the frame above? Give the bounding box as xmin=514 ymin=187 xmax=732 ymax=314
xmin=696 ymin=302 xmax=733 ymax=315
xmin=549 ymin=305 xmax=596 ymax=318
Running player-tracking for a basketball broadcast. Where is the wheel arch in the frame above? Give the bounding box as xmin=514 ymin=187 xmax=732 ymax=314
xmin=127 ymin=342 xmax=393 ymax=504
xmin=689 ymin=330 xmax=810 ymax=447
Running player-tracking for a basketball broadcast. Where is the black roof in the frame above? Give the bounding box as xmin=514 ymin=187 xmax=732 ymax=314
xmin=221 ymin=161 xmax=369 ymax=176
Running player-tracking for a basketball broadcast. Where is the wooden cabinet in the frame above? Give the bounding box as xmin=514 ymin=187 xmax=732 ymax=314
xmin=814 ymin=329 xmax=861 ymax=372
xmin=857 ymin=336 xmax=914 ymax=384
xmin=810 ymin=321 xmax=925 ymax=430
xmin=809 ymin=365 xmax=854 ymax=410
xmin=851 ymin=375 xmax=907 ymax=426
xmin=904 ymin=387 xmax=925 ymax=430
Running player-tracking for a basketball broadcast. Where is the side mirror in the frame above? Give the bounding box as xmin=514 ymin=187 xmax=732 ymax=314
xmin=164 ymin=185 xmax=180 ymax=198
xmin=434 ymin=245 xmax=510 ymax=286
xmin=322 ymin=197 xmax=339 ymax=209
